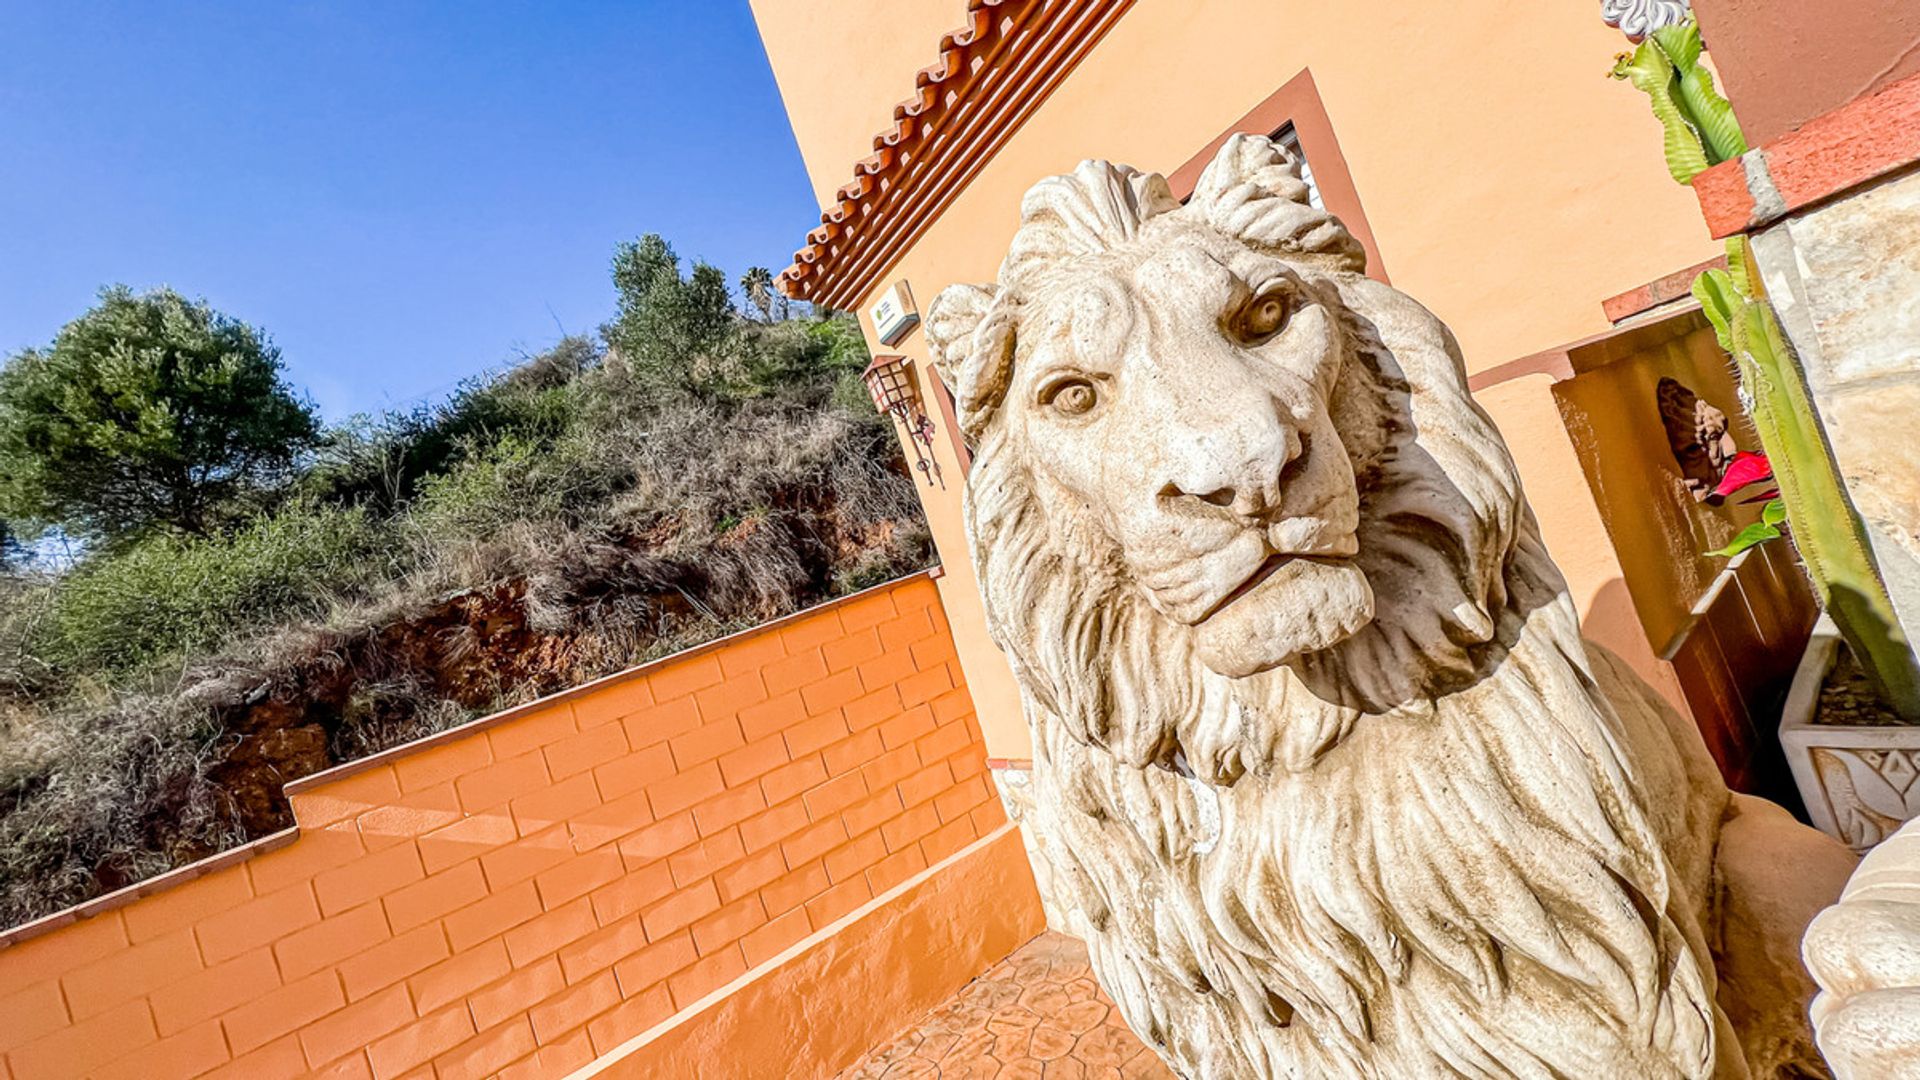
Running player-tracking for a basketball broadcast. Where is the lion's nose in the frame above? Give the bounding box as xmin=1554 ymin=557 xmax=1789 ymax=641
xmin=1160 ymin=423 xmax=1303 ymax=518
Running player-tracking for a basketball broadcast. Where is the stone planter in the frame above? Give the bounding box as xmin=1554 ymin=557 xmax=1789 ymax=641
xmin=1781 ymin=614 xmax=1920 ymax=850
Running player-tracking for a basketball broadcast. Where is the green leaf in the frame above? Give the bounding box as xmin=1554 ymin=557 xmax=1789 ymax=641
xmin=1723 ymin=236 xmax=1752 ymax=295
xmin=1650 ymin=19 xmax=1747 ymax=164
xmin=1612 ymin=38 xmax=1712 ymax=183
xmin=1706 ymin=521 xmax=1781 ymax=558
xmin=1613 ymin=15 xmax=1746 ymax=182
xmin=1675 ymin=64 xmax=1748 ymax=163
xmin=1648 ymin=21 xmax=1703 ymax=69
xmin=1691 ymin=268 xmax=1745 ymax=355
xmin=1699 ymin=237 xmax=1920 ymax=719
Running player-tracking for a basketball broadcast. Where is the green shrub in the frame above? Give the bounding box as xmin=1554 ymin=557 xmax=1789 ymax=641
xmin=405 ymin=434 xmax=591 ymax=542
xmin=0 ymin=286 xmax=317 ymax=542
xmin=606 ymin=235 xmax=736 ymax=400
xmin=39 ymin=500 xmax=393 ymax=676
xmin=304 ymin=337 xmax=598 ymax=515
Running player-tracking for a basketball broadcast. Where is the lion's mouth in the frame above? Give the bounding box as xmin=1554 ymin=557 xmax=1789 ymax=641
xmin=1190 ymin=550 xmax=1375 ymax=678
xmin=1199 ymin=550 xmax=1352 ymax=623
xmin=1200 ymin=554 xmax=1289 ymax=621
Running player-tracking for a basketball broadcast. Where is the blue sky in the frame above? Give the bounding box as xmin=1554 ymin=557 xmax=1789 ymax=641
xmin=0 ymin=2 xmax=820 ymax=419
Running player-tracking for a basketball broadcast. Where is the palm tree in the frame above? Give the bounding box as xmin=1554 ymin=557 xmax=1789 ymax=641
xmin=740 ymin=267 xmax=776 ymax=322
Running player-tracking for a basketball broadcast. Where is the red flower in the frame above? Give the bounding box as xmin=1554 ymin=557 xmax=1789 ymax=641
xmin=1713 ymin=451 xmax=1773 ymax=498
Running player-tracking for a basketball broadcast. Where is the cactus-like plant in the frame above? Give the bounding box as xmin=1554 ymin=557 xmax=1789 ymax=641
xmin=1610 ymin=16 xmax=1747 ymax=183
xmin=1694 ymin=242 xmax=1920 ymax=720
xmin=1616 ymin=12 xmax=1920 ymax=719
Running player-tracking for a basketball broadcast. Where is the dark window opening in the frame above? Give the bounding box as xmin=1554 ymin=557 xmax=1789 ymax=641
xmin=1272 ymin=122 xmax=1324 ymax=209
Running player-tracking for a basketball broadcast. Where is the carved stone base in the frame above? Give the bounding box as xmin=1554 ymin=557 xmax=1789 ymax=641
xmin=1783 ymin=616 xmax=1920 ymax=850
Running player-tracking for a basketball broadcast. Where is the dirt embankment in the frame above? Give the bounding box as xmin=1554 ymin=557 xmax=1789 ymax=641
xmin=122 ymin=505 xmax=921 ymax=890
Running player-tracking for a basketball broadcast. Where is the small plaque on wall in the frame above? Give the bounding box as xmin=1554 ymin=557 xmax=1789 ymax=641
xmin=870 ymin=280 xmax=920 ymax=346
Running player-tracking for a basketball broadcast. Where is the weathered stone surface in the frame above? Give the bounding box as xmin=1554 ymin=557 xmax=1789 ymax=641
xmin=990 ymin=765 xmax=1082 ymax=935
xmin=1817 ymin=379 xmax=1920 ymax=644
xmin=924 ymin=134 xmax=1854 ymax=1078
xmin=1806 ymin=816 xmax=1920 ymax=1078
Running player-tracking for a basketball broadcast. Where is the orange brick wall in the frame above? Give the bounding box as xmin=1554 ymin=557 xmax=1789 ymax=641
xmin=0 ymin=573 xmax=1028 ymax=1080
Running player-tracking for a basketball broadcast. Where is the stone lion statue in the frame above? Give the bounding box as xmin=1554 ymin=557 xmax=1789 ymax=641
xmin=923 ymin=134 xmax=1857 ymax=1078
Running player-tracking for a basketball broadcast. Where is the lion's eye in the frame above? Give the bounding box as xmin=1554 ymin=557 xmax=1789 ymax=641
xmin=1232 ymin=289 xmax=1292 ymax=345
xmin=1042 ymin=378 xmax=1099 ymax=417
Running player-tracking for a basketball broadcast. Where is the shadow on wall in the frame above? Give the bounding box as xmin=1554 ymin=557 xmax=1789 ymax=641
xmin=1582 ymin=577 xmax=1689 ymax=712
xmin=1584 ymin=575 xmax=1808 ymax=815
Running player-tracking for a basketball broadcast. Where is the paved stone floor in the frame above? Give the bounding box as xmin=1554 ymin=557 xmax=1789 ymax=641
xmin=836 ymin=932 xmax=1174 ymax=1079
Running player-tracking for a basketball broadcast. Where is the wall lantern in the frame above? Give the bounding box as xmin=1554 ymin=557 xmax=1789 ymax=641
xmin=862 ymin=354 xmax=942 ymax=488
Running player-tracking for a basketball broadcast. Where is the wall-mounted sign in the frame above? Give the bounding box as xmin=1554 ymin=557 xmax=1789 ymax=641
xmin=869 ymin=280 xmax=921 ymax=346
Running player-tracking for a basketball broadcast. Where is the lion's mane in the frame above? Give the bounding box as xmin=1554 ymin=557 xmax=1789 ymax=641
xmin=925 ymin=136 xmax=1734 ymax=1078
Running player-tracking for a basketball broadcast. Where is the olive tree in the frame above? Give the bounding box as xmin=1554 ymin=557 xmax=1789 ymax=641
xmin=605 ymin=234 xmax=737 ymax=398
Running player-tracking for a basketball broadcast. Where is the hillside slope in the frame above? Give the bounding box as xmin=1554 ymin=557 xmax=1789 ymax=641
xmin=0 ymin=313 xmax=932 ymax=928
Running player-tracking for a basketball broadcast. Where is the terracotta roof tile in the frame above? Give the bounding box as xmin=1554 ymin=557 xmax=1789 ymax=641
xmin=778 ymin=0 xmax=1133 ymax=309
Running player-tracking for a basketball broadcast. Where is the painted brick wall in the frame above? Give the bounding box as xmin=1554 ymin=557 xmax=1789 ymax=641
xmin=0 ymin=573 xmax=1014 ymax=1080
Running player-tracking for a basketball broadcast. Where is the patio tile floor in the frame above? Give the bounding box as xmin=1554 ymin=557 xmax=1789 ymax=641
xmin=835 ymin=931 xmax=1174 ymax=1079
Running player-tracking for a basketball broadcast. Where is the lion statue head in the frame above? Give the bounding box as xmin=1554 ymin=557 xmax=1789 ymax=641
xmin=926 ymin=134 xmax=1528 ymax=779
xmin=919 ymin=135 xmax=1806 ymax=1078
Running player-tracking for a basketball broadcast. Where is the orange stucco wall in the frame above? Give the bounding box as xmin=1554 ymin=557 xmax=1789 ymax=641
xmin=751 ymin=0 xmax=1720 ymax=752
xmin=0 ymin=574 xmax=1041 ymax=1080
xmin=753 ymin=0 xmax=963 ymax=212
xmin=1694 ymin=0 xmax=1920 ymax=146
xmin=577 ymin=826 xmax=1039 ymax=1079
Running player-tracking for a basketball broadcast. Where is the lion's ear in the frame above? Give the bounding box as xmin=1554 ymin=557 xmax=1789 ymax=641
xmin=924 ymin=282 xmax=1014 ymax=436
xmin=1188 ymin=134 xmax=1366 ymax=272
xmin=1191 ymin=133 xmax=1313 ymax=210
xmin=924 ymin=282 xmax=995 ymax=391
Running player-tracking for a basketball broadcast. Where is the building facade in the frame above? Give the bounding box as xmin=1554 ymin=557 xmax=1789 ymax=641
xmin=754 ymin=0 xmax=1805 ymax=794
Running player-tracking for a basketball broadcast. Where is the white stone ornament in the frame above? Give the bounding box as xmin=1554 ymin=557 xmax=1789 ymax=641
xmin=1602 ymin=0 xmax=1692 ymax=41
xmin=926 ymin=135 xmax=1857 ymax=1079
xmin=1806 ymin=816 xmax=1920 ymax=1078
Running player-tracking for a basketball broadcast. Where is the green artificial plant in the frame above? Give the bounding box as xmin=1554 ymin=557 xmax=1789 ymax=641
xmin=1609 ymin=16 xmax=1747 ymax=183
xmin=1693 ymin=246 xmax=1920 ymax=720
xmin=1706 ymin=494 xmax=1785 ymax=559
xmin=1615 ymin=13 xmax=1920 ymax=720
